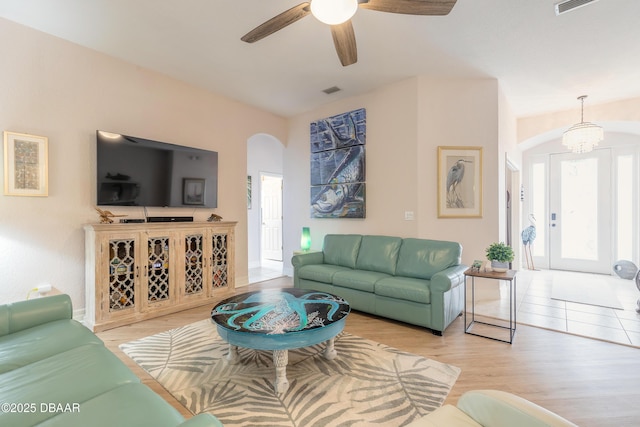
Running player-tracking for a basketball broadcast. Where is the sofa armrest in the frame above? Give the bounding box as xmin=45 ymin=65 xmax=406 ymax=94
xmin=0 ymin=294 xmax=73 ymax=337
xmin=177 ymin=413 xmax=224 ymax=427
xmin=291 ymin=251 xmax=325 ymax=268
xmin=457 ymin=390 xmax=579 ymax=427
xmin=430 ymin=265 xmax=467 ymax=293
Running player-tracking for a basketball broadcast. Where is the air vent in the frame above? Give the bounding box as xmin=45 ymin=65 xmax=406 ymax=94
xmin=555 ymin=0 xmax=599 ymax=15
xmin=322 ymin=86 xmax=341 ymax=95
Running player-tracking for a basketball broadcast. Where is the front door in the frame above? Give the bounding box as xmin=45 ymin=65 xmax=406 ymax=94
xmin=548 ymin=149 xmax=611 ymax=274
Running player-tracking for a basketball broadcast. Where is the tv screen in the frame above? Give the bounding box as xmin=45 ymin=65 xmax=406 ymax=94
xmin=96 ymin=130 xmax=218 ymax=208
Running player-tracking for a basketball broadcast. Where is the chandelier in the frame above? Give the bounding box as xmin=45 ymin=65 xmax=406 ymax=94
xmin=562 ymin=95 xmax=603 ymax=153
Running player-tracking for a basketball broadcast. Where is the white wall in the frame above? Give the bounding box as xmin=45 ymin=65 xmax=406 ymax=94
xmin=283 ymin=78 xmax=419 ymax=276
xmin=283 ymin=76 xmax=513 ymax=273
xmin=498 ymin=87 xmax=521 ymax=266
xmin=416 ymin=77 xmax=502 ymax=264
xmin=247 ymin=134 xmax=284 ymax=269
xmin=0 ymin=17 xmax=523 ymax=308
xmin=0 ymin=18 xmax=287 ymax=308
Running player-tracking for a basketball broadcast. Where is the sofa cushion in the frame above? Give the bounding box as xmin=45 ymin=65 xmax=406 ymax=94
xmin=323 ymin=234 xmax=362 ymax=268
xmin=36 ymin=383 xmax=208 ymax=427
xmin=0 ymin=319 xmax=103 ymax=374
xmin=356 ymin=235 xmax=402 ymax=275
xmin=333 ymin=270 xmax=391 ymax=293
xmin=0 ymin=344 xmax=140 ymax=426
xmin=396 ymin=238 xmax=462 ymax=280
xmin=298 ymin=264 xmax=352 ymax=283
xmin=375 ymin=276 xmax=431 ymax=304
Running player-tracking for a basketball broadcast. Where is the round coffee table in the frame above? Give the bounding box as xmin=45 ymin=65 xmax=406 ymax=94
xmin=211 ymin=288 xmax=350 ymax=394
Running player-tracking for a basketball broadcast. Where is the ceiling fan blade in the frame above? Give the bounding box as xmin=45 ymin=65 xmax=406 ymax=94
xmin=241 ymin=2 xmax=311 ymax=43
xmin=359 ymin=0 xmax=457 ymax=15
xmin=331 ymin=20 xmax=358 ymax=67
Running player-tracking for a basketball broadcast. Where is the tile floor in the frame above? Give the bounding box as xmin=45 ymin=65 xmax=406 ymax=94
xmin=469 ymin=268 xmax=640 ymax=347
xmin=248 ymin=259 xmax=284 ymax=284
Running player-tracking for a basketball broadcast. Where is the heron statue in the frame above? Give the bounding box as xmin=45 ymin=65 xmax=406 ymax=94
xmin=521 ymin=213 xmax=537 ymax=270
xmin=446 ymin=159 xmax=471 ymax=208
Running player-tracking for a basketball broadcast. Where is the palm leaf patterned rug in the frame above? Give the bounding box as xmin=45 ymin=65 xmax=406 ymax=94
xmin=120 ymin=319 xmax=460 ymax=426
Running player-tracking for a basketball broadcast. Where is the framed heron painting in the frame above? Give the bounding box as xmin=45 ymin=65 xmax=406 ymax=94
xmin=437 ymin=146 xmax=482 ymax=218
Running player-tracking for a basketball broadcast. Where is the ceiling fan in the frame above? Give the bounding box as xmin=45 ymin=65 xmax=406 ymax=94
xmin=241 ymin=0 xmax=457 ymax=67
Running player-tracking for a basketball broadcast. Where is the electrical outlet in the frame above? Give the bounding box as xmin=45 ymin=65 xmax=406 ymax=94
xmin=404 ymin=211 xmax=414 ymax=221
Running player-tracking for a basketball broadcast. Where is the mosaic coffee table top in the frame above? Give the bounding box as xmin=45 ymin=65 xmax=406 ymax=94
xmin=211 ymin=288 xmax=350 ymax=335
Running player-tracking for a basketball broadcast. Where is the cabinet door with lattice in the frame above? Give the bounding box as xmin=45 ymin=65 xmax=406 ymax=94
xmin=178 ymin=230 xmax=207 ymax=302
xmin=98 ymin=233 xmax=141 ymax=323
xmin=141 ymin=231 xmax=175 ymax=311
xmin=208 ymin=229 xmax=234 ymax=292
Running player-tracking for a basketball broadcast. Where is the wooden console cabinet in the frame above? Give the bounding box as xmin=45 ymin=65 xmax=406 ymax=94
xmin=84 ymin=221 xmax=236 ymax=332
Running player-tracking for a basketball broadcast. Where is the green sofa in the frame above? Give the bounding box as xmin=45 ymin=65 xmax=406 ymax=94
xmin=407 ymin=390 xmax=578 ymax=426
xmin=292 ymin=234 xmax=467 ymax=335
xmin=0 ymin=295 xmax=223 ymax=427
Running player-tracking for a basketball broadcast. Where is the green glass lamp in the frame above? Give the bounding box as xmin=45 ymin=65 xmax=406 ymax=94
xmin=300 ymin=227 xmax=311 ymax=251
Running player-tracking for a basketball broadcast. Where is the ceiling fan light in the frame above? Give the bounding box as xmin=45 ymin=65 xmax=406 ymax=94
xmin=311 ymin=0 xmax=358 ymax=25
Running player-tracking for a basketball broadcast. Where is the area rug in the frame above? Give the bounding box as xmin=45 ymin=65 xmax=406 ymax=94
xmin=551 ymin=276 xmax=623 ymax=310
xmin=120 ymin=319 xmax=461 ymax=426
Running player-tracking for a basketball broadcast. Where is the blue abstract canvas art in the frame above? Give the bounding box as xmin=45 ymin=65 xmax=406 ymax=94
xmin=310 ymin=145 xmax=365 ymax=186
xmin=310 ymin=108 xmax=366 ymax=218
xmin=310 ymin=108 xmax=366 ymax=153
xmin=310 ymin=183 xmax=365 ymax=219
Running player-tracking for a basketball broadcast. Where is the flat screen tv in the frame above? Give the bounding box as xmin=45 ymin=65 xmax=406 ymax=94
xmin=96 ymin=130 xmax=218 ymax=208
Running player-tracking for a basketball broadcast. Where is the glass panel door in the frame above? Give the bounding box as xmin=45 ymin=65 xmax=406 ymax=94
xmin=549 ymin=149 xmax=611 ymax=273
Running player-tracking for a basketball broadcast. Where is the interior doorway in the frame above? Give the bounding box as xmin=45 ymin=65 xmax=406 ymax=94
xmin=247 ymin=133 xmax=284 ymax=284
xmin=260 ymin=173 xmax=283 ymax=262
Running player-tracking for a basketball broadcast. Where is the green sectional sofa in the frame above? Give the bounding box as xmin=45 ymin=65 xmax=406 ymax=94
xmin=0 ymin=294 xmax=222 ymax=427
xmin=292 ymin=234 xmax=467 ymax=335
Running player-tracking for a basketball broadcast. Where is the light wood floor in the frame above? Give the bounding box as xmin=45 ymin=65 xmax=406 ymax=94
xmin=97 ymin=277 xmax=640 ymax=427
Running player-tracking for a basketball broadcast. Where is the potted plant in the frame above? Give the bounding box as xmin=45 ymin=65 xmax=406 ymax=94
xmin=485 ymin=242 xmax=514 ymax=273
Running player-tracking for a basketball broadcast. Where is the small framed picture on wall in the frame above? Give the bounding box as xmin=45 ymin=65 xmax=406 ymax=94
xmin=3 ymin=131 xmax=49 ymax=197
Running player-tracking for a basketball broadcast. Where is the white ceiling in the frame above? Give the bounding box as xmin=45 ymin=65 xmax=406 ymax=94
xmin=1 ymin=0 xmax=639 ymax=118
